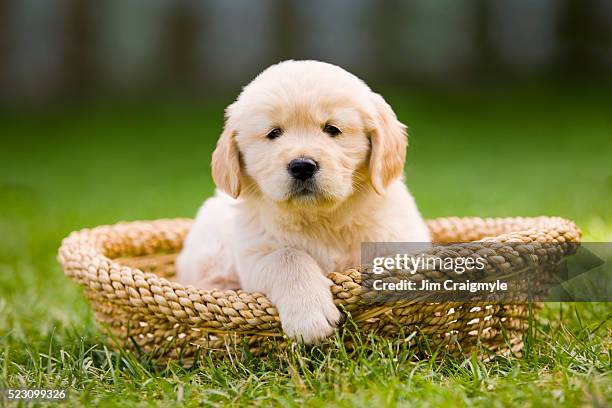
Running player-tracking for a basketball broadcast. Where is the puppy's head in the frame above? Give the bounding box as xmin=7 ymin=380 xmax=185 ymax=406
xmin=212 ymin=60 xmax=407 ymax=207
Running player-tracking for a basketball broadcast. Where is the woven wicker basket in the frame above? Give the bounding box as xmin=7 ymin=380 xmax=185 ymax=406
xmin=58 ymin=216 xmax=580 ymax=362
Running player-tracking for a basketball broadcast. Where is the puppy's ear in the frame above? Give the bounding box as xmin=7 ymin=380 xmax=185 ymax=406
xmin=211 ymin=126 xmax=241 ymax=198
xmin=368 ymin=93 xmax=407 ymax=195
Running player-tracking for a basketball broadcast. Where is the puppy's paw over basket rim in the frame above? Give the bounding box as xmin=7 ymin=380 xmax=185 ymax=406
xmin=58 ymin=216 xmax=580 ymax=361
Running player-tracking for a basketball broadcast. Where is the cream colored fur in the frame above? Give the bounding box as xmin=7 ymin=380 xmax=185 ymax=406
xmin=177 ymin=60 xmax=430 ymax=344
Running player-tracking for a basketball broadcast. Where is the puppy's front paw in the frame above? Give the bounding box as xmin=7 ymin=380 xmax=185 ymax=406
xmin=276 ymin=280 xmax=341 ymax=344
xmin=280 ymin=300 xmax=341 ymax=344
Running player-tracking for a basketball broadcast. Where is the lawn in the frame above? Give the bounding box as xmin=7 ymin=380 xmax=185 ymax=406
xmin=0 ymin=85 xmax=610 ymax=406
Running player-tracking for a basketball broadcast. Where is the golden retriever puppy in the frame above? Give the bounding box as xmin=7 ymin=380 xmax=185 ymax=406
xmin=177 ymin=60 xmax=430 ymax=344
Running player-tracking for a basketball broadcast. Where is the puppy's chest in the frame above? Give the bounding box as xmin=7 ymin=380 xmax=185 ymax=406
xmin=280 ymin=227 xmax=367 ymax=272
xmin=260 ymin=212 xmax=398 ymax=272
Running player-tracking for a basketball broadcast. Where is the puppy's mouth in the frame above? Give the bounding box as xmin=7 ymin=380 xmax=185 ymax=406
xmin=287 ymin=180 xmax=321 ymax=200
xmin=281 ymin=178 xmax=342 ymax=208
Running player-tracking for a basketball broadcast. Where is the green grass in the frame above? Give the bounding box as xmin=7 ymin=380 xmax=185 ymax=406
xmin=0 ymin=86 xmax=611 ymax=406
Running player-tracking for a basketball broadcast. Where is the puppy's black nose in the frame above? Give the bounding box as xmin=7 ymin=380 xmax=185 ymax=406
xmin=288 ymin=158 xmax=318 ymax=181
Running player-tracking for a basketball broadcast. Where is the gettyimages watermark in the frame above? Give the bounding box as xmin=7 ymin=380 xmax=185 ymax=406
xmin=361 ymin=242 xmax=612 ymax=303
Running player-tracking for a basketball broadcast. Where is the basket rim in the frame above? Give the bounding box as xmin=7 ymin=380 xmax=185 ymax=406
xmin=57 ymin=216 xmax=581 ymax=335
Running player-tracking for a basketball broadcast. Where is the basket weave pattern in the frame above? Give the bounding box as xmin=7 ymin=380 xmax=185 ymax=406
xmin=58 ymin=216 xmax=580 ymax=360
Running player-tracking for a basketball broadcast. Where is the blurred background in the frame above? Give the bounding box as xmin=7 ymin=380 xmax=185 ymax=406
xmin=1 ymin=0 xmax=611 ymax=268
xmin=2 ymin=0 xmax=612 ymax=100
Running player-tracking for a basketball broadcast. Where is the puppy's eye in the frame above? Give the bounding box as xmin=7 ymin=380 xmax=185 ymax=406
xmin=323 ymin=124 xmax=341 ymax=136
xmin=266 ymin=127 xmax=282 ymax=140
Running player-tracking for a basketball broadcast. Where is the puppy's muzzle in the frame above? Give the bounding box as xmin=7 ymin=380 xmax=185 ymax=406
xmin=288 ymin=158 xmax=318 ymax=181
